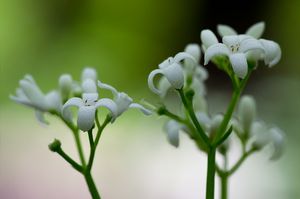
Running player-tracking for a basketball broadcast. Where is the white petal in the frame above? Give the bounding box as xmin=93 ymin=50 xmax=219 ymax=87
xmin=77 ymin=106 xmax=96 ymax=131
xmin=35 ymin=110 xmax=49 ymax=125
xmin=114 ymin=92 xmax=132 ymax=115
xmin=164 ymin=120 xmax=182 ymax=147
xmin=174 ymin=52 xmax=196 ymax=63
xmin=204 ymin=43 xmax=230 ymax=65
xmin=81 ymin=67 xmax=97 ymax=82
xmin=157 ymin=77 xmax=172 ymax=98
xmin=162 ymin=63 xmax=184 ymax=89
xmin=229 ymin=53 xmax=248 ymax=78
xmin=251 ymin=122 xmax=270 ymax=146
xmin=259 ymin=39 xmax=281 ymax=67
xmin=19 ymin=79 xmax=48 ymax=111
xmin=245 ymin=22 xmax=265 ymax=38
xmin=148 ymin=69 xmax=164 ymax=95
xmin=62 ymin=97 xmax=83 ymax=120
xmin=217 ymin=24 xmax=237 ymax=37
xmin=222 ymin=35 xmax=240 ymax=47
xmin=238 ymin=95 xmax=256 ymax=132
xmin=82 ymin=79 xmax=97 ymax=93
xmin=239 ymin=38 xmax=264 ymax=53
xmin=45 ymin=90 xmax=62 ymax=113
xmin=184 ymin=44 xmax=201 ymax=62
xmin=201 ymin=29 xmax=219 ymax=49
xmin=159 ymin=57 xmax=174 ymax=69
xmin=95 ymin=98 xmax=118 ymax=119
xmin=196 ymin=112 xmax=211 ymax=130
xmin=269 ymin=127 xmax=285 ymax=160
xmin=97 ymin=80 xmax=118 ymax=98
xmin=129 ymin=103 xmax=152 ymax=115
xmin=10 ymin=89 xmax=34 ymax=108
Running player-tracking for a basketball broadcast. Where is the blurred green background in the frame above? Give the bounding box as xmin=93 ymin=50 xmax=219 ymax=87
xmin=1 ymin=0 xmax=300 ymax=198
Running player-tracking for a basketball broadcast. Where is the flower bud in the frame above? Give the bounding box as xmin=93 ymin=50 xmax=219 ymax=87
xmin=185 ymin=44 xmax=201 ymax=62
xmin=48 ymin=139 xmax=61 ymax=152
xmin=59 ymin=74 xmax=73 ymax=99
xmin=238 ymin=95 xmax=256 ymax=133
xmin=82 ymin=79 xmax=97 ymax=93
xmin=81 ymin=67 xmax=97 ymax=82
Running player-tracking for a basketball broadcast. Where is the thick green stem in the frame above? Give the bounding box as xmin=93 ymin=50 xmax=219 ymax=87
xmin=206 ymin=147 xmax=216 ymax=199
xmin=213 ymin=71 xmax=251 ymax=144
xmin=221 ymin=175 xmax=228 ymax=199
xmin=84 ymin=170 xmax=101 ymax=199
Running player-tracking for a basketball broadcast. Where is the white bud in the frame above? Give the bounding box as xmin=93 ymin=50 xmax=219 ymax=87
xmin=82 ymin=79 xmax=97 ymax=93
xmin=59 ymin=74 xmax=73 ymax=99
xmin=184 ymin=44 xmax=201 ymax=62
xmin=81 ymin=67 xmax=97 ymax=82
xmin=238 ymin=95 xmax=256 ymax=133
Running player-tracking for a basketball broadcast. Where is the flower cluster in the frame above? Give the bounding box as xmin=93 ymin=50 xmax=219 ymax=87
xmin=11 ymin=67 xmax=151 ymax=131
xmin=147 ymin=21 xmax=284 ymax=157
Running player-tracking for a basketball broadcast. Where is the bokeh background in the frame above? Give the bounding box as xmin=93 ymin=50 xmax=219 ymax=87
xmin=1 ymin=0 xmax=300 ymax=198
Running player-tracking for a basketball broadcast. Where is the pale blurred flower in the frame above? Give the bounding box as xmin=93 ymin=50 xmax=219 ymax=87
xmin=217 ymin=22 xmax=265 ymax=39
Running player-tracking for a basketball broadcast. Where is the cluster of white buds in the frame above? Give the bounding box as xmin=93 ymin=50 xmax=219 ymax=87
xmin=11 ymin=67 xmax=152 ymax=131
xmin=233 ymin=95 xmax=285 ymax=160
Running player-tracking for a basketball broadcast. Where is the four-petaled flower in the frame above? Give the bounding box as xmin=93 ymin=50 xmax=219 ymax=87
xmin=62 ymin=93 xmax=117 ymax=131
xmin=204 ymin=35 xmax=264 ymax=78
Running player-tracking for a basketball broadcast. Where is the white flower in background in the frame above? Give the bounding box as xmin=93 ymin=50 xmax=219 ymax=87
xmin=251 ymin=122 xmax=285 ymax=160
xmin=217 ymin=22 xmax=265 ymax=39
xmin=62 ymin=93 xmax=117 ymax=131
xmin=10 ymin=75 xmax=63 ymax=124
xmin=98 ymin=81 xmax=152 ymax=120
xmin=200 ymin=29 xmax=219 ymax=50
xmin=184 ymin=44 xmax=201 ymax=74
xmin=148 ymin=52 xmax=196 ymax=95
xmin=81 ymin=67 xmax=98 ymax=93
xmin=204 ymin=35 xmax=264 ymax=78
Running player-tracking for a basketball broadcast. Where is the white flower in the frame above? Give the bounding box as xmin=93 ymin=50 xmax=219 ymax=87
xmin=204 ymin=35 xmax=264 ymax=78
xmin=10 ymin=75 xmax=63 ymax=124
xmin=148 ymin=52 xmax=196 ymax=95
xmin=98 ymin=81 xmax=152 ymax=120
xmin=62 ymin=93 xmax=117 ymax=131
xmin=251 ymin=122 xmax=285 ymax=160
xmin=200 ymin=29 xmax=219 ymax=50
xmin=217 ymin=22 xmax=265 ymax=39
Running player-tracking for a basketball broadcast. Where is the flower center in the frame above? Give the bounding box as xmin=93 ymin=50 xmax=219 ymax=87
xmin=230 ymin=44 xmax=240 ymax=53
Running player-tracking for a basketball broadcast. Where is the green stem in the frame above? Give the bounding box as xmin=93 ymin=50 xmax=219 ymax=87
xmin=177 ymin=88 xmax=210 ymax=146
xmin=84 ymin=170 xmax=101 ymax=199
xmin=56 ymin=148 xmax=83 ymax=173
xmin=213 ymin=71 xmax=251 ymax=144
xmin=206 ymin=147 xmax=216 ymax=199
xmin=74 ymin=130 xmax=86 ymax=167
xmin=221 ymin=175 xmax=228 ymax=199
xmin=227 ymin=148 xmax=257 ymax=175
